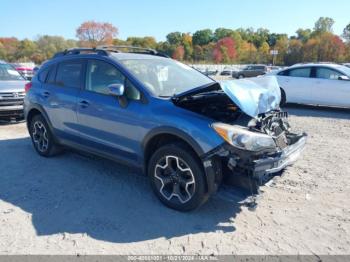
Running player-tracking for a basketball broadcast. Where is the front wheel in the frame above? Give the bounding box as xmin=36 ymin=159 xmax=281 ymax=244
xmin=238 ymin=74 xmax=244 ymax=79
xmin=148 ymin=144 xmax=208 ymax=211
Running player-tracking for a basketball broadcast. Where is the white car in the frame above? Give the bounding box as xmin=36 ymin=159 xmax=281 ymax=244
xmin=270 ymin=63 xmax=350 ymax=108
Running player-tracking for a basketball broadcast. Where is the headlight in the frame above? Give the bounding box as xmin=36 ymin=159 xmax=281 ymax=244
xmin=212 ymin=123 xmax=276 ymax=152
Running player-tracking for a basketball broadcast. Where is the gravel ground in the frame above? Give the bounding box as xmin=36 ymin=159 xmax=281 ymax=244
xmin=0 ymin=106 xmax=349 ymax=255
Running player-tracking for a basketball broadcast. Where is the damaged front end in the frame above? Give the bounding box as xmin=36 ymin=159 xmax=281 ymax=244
xmin=173 ymin=76 xmax=307 ymax=195
xmin=202 ymin=111 xmax=307 ymax=195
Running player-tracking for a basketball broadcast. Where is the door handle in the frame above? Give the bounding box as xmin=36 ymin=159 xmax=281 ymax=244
xmin=42 ymin=91 xmax=50 ymax=98
xmin=79 ymin=100 xmax=89 ymax=108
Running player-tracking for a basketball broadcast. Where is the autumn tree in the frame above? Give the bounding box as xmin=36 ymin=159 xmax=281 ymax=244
xmin=172 ymin=46 xmax=185 ymax=61
xmin=317 ymin=33 xmax=345 ymax=62
xmin=213 ymin=37 xmax=237 ymax=63
xmin=76 ymin=21 xmax=118 ymax=47
xmin=285 ymin=39 xmax=303 ymax=65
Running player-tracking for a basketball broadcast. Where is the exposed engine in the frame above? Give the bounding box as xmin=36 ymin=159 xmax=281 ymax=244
xmin=173 ymin=90 xmax=243 ymax=123
xmin=174 ymin=90 xmax=303 ymax=150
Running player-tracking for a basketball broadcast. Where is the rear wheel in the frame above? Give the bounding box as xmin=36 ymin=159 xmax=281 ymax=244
xmin=29 ymin=114 xmax=62 ymax=157
xmin=148 ymin=143 xmax=208 ymax=211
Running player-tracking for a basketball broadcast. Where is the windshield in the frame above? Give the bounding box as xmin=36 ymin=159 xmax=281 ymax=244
xmin=119 ymin=58 xmax=214 ymax=96
xmin=0 ymin=64 xmax=24 ymax=81
xmin=338 ymin=66 xmax=350 ymax=77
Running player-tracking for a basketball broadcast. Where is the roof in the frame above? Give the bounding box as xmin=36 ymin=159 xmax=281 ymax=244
xmin=290 ymin=63 xmax=341 ymax=68
xmin=0 ymin=60 xmax=7 ymax=64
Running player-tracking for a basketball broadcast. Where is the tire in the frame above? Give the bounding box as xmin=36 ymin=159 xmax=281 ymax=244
xmin=280 ymin=88 xmax=286 ymax=107
xmin=238 ymin=74 xmax=244 ymax=79
xmin=29 ymin=114 xmax=62 ymax=157
xmin=148 ymin=143 xmax=208 ymax=211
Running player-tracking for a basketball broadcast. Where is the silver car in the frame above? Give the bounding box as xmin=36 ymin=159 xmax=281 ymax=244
xmin=0 ymin=60 xmax=27 ymax=119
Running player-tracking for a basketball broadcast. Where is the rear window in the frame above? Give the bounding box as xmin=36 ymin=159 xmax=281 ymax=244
xmin=55 ymin=61 xmax=82 ymax=88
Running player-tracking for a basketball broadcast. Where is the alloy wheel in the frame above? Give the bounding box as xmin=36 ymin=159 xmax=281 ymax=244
xmin=32 ymin=121 xmax=49 ymax=153
xmin=154 ymin=155 xmax=195 ymax=204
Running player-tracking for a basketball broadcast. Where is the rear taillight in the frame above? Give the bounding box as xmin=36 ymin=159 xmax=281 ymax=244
xmin=25 ymin=82 xmax=32 ymax=92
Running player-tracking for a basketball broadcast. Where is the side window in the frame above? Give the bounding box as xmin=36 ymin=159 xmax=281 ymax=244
xmin=86 ymin=60 xmax=125 ymax=95
xmin=46 ymin=65 xmax=57 ymax=84
xmin=288 ymin=68 xmax=311 ymax=78
xmin=56 ymin=61 xmax=83 ymax=88
xmin=316 ymin=68 xmax=342 ymax=80
xmin=38 ymin=67 xmax=49 ymax=83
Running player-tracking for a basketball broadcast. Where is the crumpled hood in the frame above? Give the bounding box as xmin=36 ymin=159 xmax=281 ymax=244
xmin=219 ymin=76 xmax=281 ymax=118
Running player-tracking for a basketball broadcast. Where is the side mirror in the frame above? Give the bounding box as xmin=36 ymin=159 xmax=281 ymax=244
xmin=338 ymin=75 xmax=350 ymax=81
xmin=108 ymin=83 xmax=125 ymax=96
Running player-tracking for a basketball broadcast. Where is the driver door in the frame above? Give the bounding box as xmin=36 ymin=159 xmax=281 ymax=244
xmin=76 ymin=59 xmax=145 ymax=164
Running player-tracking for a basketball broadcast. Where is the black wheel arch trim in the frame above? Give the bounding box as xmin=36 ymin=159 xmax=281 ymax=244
xmin=142 ymin=126 xmax=205 ymax=160
xmin=25 ymin=104 xmax=56 ymax=138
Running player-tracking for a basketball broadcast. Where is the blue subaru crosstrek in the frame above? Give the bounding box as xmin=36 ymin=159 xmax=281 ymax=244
xmin=24 ymin=46 xmax=307 ymax=211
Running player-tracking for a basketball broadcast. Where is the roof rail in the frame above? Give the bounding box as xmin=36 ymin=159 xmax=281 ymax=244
xmin=52 ymin=45 xmax=170 ymax=59
xmin=97 ymin=45 xmax=169 ymax=58
xmin=53 ymin=48 xmax=109 ymax=58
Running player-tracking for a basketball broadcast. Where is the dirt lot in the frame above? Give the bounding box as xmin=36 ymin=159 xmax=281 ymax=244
xmin=0 ymin=106 xmax=350 ymax=255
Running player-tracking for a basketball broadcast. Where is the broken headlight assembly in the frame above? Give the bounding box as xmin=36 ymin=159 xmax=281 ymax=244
xmin=212 ymin=123 xmax=276 ymax=152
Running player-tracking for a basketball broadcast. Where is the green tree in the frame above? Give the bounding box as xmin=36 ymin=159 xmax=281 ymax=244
xmin=126 ymin=36 xmax=157 ymax=48
xmin=342 ymin=23 xmax=350 ymax=42
xmin=296 ymin=28 xmax=312 ymax=43
xmin=314 ymin=17 xmax=335 ymax=33
xmin=166 ymin=32 xmax=182 ymax=46
xmin=192 ymin=29 xmax=213 ymax=46
xmin=214 ymin=28 xmax=234 ymax=41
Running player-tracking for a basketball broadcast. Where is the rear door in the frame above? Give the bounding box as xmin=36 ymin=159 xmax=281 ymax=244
xmin=277 ymin=67 xmax=313 ymax=104
xmin=311 ymin=67 xmax=350 ymax=107
xmin=40 ymin=59 xmax=83 ymax=140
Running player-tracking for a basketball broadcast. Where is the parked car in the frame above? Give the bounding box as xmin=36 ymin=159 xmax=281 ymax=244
xmin=0 ymin=60 xmax=28 ymax=120
xmin=220 ymin=70 xmax=232 ymax=76
xmin=11 ymin=63 xmax=34 ymax=80
xmin=343 ymin=63 xmax=350 ymax=68
xmin=24 ymin=46 xmax=306 ymax=211
xmin=270 ymin=63 xmax=350 ymax=107
xmin=232 ymin=65 xmax=268 ymax=79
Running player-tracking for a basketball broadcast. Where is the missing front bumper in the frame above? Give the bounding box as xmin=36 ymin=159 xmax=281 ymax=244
xmin=202 ymin=133 xmax=307 ymax=195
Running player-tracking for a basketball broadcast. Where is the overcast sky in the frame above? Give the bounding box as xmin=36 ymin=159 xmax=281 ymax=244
xmin=1 ymin=0 xmax=349 ymax=40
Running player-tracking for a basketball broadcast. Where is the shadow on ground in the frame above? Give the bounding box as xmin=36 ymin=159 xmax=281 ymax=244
xmin=0 ymin=136 xmax=246 ymax=243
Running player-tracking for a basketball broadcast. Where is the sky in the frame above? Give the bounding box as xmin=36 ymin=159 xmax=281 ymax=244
xmin=1 ymin=0 xmax=349 ymax=41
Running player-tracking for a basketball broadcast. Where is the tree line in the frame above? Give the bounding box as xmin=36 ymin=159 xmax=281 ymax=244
xmin=1 ymin=17 xmax=350 ymax=65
